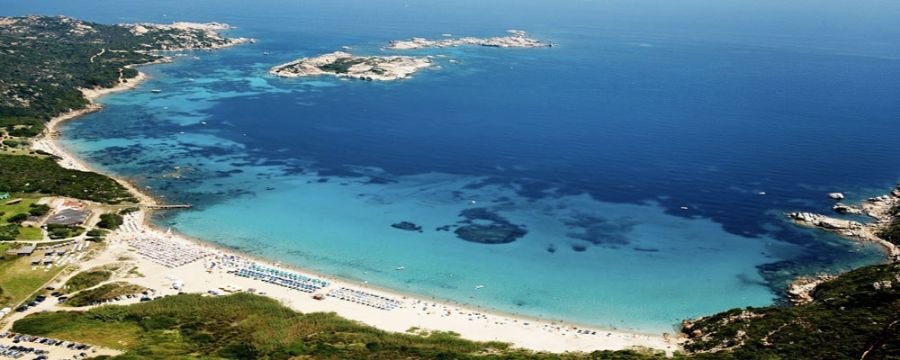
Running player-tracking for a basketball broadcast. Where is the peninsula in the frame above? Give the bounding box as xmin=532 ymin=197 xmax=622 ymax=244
xmin=269 ymin=51 xmax=433 ymax=81
xmin=386 ymin=29 xmax=550 ymax=50
xmin=121 ymin=21 xmax=253 ymax=51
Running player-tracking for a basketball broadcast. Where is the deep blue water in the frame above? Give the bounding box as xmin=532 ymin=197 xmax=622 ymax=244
xmin=5 ymin=0 xmax=900 ymax=331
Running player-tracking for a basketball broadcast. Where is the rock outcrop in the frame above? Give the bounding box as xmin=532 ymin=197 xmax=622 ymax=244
xmin=386 ymin=30 xmax=550 ymax=50
xmin=786 ymin=274 xmax=836 ymax=305
xmin=788 ymin=185 xmax=900 ymax=261
xmin=832 ymin=203 xmax=863 ymax=215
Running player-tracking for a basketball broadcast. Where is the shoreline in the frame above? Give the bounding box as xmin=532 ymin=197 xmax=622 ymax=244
xmin=784 ymin=187 xmax=900 ymax=303
xmin=32 ymin=67 xmax=678 ymax=353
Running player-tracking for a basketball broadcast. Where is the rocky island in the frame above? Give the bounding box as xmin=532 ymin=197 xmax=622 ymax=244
xmin=386 ymin=29 xmax=550 ymax=50
xmin=269 ymin=51 xmax=432 ymax=81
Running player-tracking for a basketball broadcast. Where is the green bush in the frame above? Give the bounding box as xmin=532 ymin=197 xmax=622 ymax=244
xmin=65 ymin=269 xmax=113 ymax=293
xmin=0 ymin=224 xmax=19 ymax=241
xmin=63 ymin=282 xmax=144 ymax=307
xmin=119 ymin=207 xmax=140 ymax=215
xmin=7 ymin=213 xmax=28 ymax=224
xmin=87 ymin=228 xmax=108 ymax=237
xmin=97 ymin=213 xmax=123 ymax=230
xmin=877 ymin=205 xmax=900 ymax=245
xmin=46 ymin=224 xmax=84 ymax=239
xmin=28 ymin=203 xmax=50 ymax=216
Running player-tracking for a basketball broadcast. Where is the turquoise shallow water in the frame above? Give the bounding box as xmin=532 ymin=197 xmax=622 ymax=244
xmin=7 ymin=0 xmax=899 ymax=332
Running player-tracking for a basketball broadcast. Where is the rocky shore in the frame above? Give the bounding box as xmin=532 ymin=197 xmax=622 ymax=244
xmin=785 ymin=274 xmax=836 ymax=305
xmin=123 ymin=21 xmax=254 ymax=50
xmin=782 ymin=184 xmax=900 ymax=303
xmin=269 ymin=51 xmax=433 ymax=81
xmin=787 ymin=184 xmax=900 ymax=261
xmin=386 ymin=29 xmax=550 ymax=50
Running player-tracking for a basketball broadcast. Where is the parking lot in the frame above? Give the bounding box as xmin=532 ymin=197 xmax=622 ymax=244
xmin=0 ymin=332 xmax=115 ymax=359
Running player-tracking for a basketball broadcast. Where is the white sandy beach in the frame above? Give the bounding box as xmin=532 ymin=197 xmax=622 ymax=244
xmin=25 ymin=70 xmax=679 ymax=354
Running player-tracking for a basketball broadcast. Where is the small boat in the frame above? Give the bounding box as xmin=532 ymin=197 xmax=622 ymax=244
xmin=151 ymin=89 xmax=162 ymax=93
xmin=265 ymin=187 xmax=275 ymax=191
xmin=680 ymin=206 xmax=689 ymax=210
xmin=263 ymin=51 xmax=270 ymax=55
xmin=395 ymin=266 xmax=406 ymax=271
xmin=475 ymin=285 xmax=484 ymax=290
xmin=758 ymin=191 xmax=767 ymax=195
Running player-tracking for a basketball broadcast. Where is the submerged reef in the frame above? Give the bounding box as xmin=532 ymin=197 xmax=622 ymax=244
xmin=391 ymin=221 xmax=423 ymax=232
xmin=451 ymin=208 xmax=527 ymax=244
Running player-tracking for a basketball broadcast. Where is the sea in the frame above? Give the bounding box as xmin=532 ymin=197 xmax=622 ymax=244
xmin=5 ymin=0 xmax=900 ymax=332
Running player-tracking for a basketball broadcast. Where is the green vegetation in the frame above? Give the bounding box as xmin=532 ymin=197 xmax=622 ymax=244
xmin=0 ymin=17 xmax=148 ymax=133
xmin=28 ymin=203 xmax=50 ymax=216
xmin=64 ymin=282 xmax=145 ymax=307
xmin=0 ymin=224 xmax=19 ymax=241
xmin=97 ymin=212 xmax=124 ymax=230
xmin=2 ymin=139 xmax=21 ymax=148
xmin=878 ymin=204 xmax=900 ymax=245
xmin=318 ymin=58 xmax=366 ymax=74
xmin=16 ymin=225 xmax=42 ymax=240
xmin=87 ymin=228 xmax=109 ymax=241
xmin=0 ymin=155 xmax=135 ymax=203
xmin=119 ymin=206 xmax=140 ymax=215
xmin=46 ymin=224 xmax=84 ymax=239
xmin=119 ymin=206 xmax=141 ymax=215
xmin=1 ymin=16 xmax=239 ymax=139
xmin=0 ymin=194 xmax=43 ymax=240
xmin=0 ymin=195 xmax=38 ymax=221
xmin=682 ymin=263 xmax=900 ymax=359
xmin=6 ymin=212 xmax=27 ymax=224
xmin=64 ymin=268 xmax=113 ymax=292
xmin=12 ymin=293 xmax=674 ymax=359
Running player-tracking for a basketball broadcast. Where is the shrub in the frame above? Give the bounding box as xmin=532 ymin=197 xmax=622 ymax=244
xmin=7 ymin=213 xmax=28 ymax=224
xmin=0 ymin=224 xmax=19 ymax=241
xmin=97 ymin=213 xmax=123 ymax=230
xmin=28 ymin=204 xmax=50 ymax=216
xmin=65 ymin=269 xmax=113 ymax=293
xmin=119 ymin=207 xmax=140 ymax=215
xmin=46 ymin=224 xmax=84 ymax=239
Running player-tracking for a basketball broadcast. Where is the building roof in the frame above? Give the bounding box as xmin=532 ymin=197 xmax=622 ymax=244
xmin=45 ymin=208 xmax=91 ymax=226
xmin=6 ymin=245 xmax=36 ymax=256
xmin=62 ymin=200 xmax=84 ymax=209
xmin=0 ymin=192 xmax=9 ymax=200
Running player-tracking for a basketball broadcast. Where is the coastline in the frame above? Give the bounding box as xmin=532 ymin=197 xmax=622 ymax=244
xmin=784 ymin=188 xmax=900 ymax=304
xmin=32 ymin=68 xmax=158 ymax=207
xmin=31 ymin=68 xmax=678 ymax=353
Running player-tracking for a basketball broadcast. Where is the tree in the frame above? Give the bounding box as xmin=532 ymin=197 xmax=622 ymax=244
xmin=97 ymin=213 xmax=123 ymax=230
